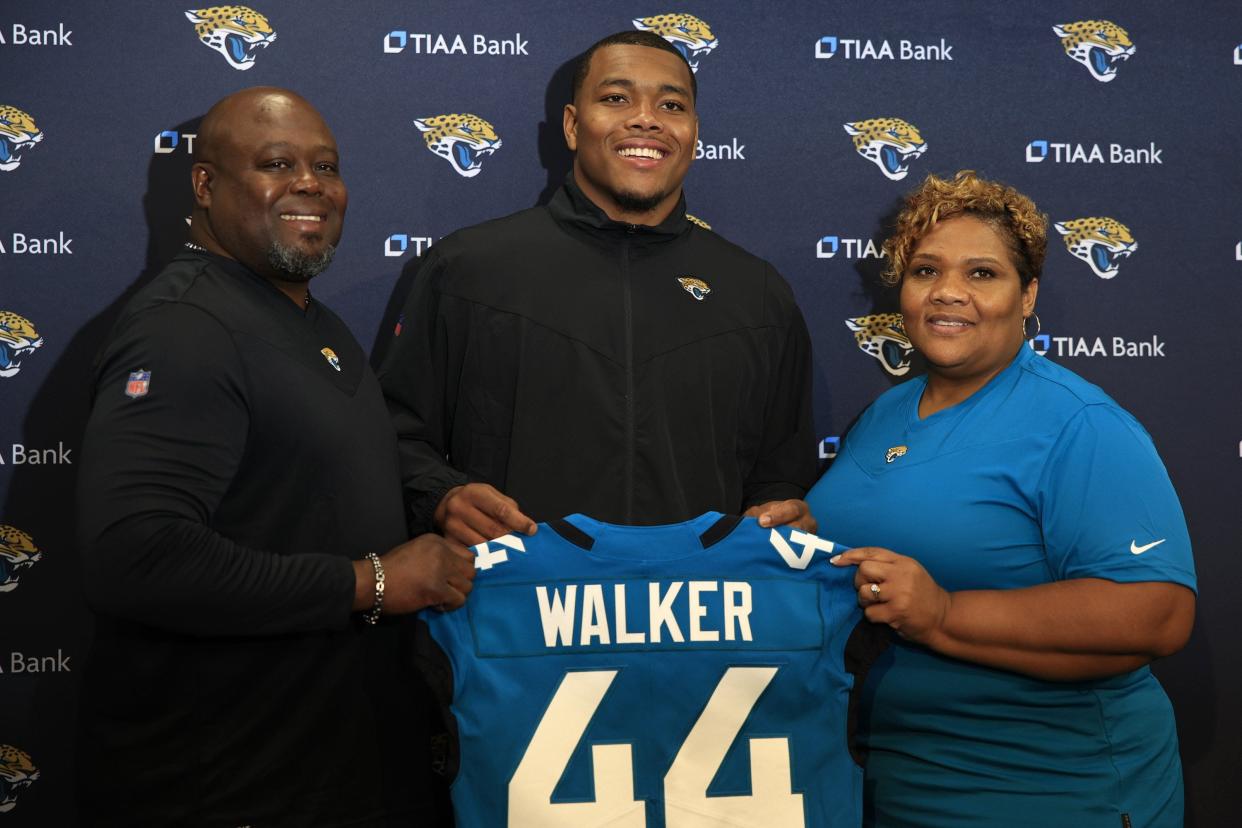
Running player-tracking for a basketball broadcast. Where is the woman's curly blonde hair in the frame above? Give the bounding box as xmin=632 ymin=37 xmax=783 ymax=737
xmin=881 ymin=170 xmax=1048 ymax=287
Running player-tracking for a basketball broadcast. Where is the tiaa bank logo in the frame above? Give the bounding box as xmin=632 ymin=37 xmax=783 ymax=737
xmin=153 ymin=130 xmax=196 ymax=154
xmin=0 ymin=311 xmax=44 ymax=378
xmin=819 ymin=436 xmax=840 ymax=460
xmin=414 ymin=114 xmax=502 ymax=178
xmin=0 ymin=745 xmax=39 ymax=813
xmin=844 ymin=118 xmax=927 ymax=181
xmin=1053 ymin=20 xmax=1134 ymax=82
xmin=817 ymin=235 xmax=884 ymax=259
xmin=632 ymin=13 xmax=717 ymax=72
xmin=384 ymin=234 xmax=434 ymax=258
xmin=185 ymin=6 xmax=276 ymax=70
xmin=0 ymin=105 xmax=43 ymax=172
xmin=846 ymin=313 xmax=914 ymax=376
xmin=1055 ymin=217 xmax=1137 ymax=279
xmin=0 ymin=525 xmax=41 ymax=593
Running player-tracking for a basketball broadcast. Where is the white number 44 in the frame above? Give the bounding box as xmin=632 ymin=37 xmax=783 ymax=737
xmin=508 ymin=666 xmax=805 ymax=826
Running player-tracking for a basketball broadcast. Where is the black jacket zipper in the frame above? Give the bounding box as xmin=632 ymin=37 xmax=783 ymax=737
xmin=622 ymin=225 xmax=636 ymax=521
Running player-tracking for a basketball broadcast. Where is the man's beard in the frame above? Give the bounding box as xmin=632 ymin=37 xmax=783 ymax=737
xmin=611 ymin=187 xmax=671 ymax=217
xmin=266 ymin=240 xmax=336 ymax=282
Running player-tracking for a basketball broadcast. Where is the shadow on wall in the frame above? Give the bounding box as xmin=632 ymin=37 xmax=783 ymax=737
xmin=535 ymin=56 xmax=577 ymax=208
xmin=814 ymin=196 xmax=912 ymax=475
xmin=0 ymin=114 xmax=201 ymax=822
xmin=5 ymin=111 xmax=203 ymax=558
xmin=370 ymin=56 xmax=578 ymax=370
xmin=851 ymin=196 xmax=913 ymax=381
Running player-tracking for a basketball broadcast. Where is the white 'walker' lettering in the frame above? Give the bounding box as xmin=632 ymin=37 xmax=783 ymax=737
xmin=535 ymin=581 xmax=754 ymax=647
xmin=531 ymin=529 xmax=831 ymax=649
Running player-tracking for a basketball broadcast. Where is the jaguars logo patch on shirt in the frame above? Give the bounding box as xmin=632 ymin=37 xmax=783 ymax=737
xmin=677 ymin=277 xmax=711 ymax=301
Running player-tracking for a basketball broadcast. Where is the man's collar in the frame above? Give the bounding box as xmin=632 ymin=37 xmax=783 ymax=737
xmin=179 ymin=246 xmax=315 ymax=314
xmin=552 ymin=173 xmax=690 ymax=240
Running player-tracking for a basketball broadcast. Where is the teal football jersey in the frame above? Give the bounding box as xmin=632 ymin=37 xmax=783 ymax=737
xmin=420 ymin=512 xmax=883 ymax=827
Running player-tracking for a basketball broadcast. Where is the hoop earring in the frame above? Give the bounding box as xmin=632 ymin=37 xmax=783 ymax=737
xmin=1022 ymin=312 xmax=1041 ymax=339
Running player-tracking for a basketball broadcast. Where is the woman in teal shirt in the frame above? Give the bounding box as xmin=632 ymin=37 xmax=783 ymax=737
xmin=810 ymin=171 xmax=1196 ymax=827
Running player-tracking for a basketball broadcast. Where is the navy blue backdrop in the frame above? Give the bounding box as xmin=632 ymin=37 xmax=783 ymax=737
xmin=3 ymin=2 xmax=1239 ymax=824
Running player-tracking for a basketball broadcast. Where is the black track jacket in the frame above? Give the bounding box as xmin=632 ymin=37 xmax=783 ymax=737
xmin=379 ymin=177 xmax=815 ymax=533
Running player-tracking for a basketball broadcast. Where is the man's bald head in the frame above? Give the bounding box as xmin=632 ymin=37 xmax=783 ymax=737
xmin=189 ymin=87 xmax=346 ymax=295
xmin=194 ymin=87 xmax=325 ymax=164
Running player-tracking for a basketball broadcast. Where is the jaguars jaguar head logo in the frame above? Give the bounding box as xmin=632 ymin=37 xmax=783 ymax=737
xmin=0 ymin=526 xmax=41 ymax=594
xmin=1055 ymin=217 xmax=1137 ymax=279
xmin=0 ymin=745 xmax=39 ymax=813
xmin=632 ymin=13 xmax=718 ymax=73
xmin=0 ymin=106 xmax=44 ymax=172
xmin=1053 ymin=20 xmax=1134 ymax=83
xmin=185 ymin=6 xmax=277 ymax=70
xmin=414 ymin=114 xmax=502 ymax=178
xmin=0 ymin=311 xmax=44 ymax=379
xmin=677 ymin=277 xmax=711 ymax=301
xmin=847 ymin=313 xmax=914 ymax=376
xmin=844 ymin=118 xmax=927 ymax=181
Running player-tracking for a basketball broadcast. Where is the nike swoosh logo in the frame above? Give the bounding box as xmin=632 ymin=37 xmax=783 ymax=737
xmin=1131 ymin=539 xmax=1167 ymax=555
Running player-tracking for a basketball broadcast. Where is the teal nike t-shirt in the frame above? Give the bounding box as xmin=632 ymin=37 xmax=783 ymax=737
xmin=806 ymin=344 xmax=1196 ymax=828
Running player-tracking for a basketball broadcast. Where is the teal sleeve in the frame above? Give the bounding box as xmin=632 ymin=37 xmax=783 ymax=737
xmin=1037 ymin=404 xmax=1196 ymax=592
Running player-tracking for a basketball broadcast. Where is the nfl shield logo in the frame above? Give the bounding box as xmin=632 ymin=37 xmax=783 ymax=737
xmin=125 ymin=370 xmax=151 ymax=398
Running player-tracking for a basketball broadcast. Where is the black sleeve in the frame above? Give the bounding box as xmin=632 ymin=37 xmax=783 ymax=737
xmin=76 ymin=302 xmax=355 ymax=636
xmin=742 ymin=269 xmax=817 ymax=508
xmin=377 ymin=251 xmax=469 ymax=535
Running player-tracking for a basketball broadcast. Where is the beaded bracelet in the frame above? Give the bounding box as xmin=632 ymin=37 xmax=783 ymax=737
xmin=364 ymin=552 xmax=385 ymax=625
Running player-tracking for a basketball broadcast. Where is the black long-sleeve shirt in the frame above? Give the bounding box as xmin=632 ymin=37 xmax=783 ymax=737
xmin=76 ymin=251 xmax=442 ymax=826
xmin=379 ymin=178 xmax=816 ymax=534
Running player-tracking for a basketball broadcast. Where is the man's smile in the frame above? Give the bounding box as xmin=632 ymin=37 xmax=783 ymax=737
xmin=617 ymin=146 xmax=667 ymax=160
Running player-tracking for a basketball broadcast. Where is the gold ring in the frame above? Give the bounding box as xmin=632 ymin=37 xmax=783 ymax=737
xmin=869 ymin=583 xmax=881 ymax=600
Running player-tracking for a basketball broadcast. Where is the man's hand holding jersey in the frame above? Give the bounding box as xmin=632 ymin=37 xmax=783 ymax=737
xmin=434 ymin=482 xmax=538 ymax=547
xmin=352 ymin=534 xmax=477 ymax=613
xmin=745 ymin=499 xmax=818 ymax=533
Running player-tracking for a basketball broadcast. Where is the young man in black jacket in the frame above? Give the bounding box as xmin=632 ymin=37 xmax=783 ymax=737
xmin=380 ymin=32 xmax=817 ymax=545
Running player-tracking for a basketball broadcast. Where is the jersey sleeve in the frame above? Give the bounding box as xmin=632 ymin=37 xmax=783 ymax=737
xmin=77 ymin=301 xmax=355 ymax=635
xmin=378 ymin=250 xmax=470 ymax=535
xmin=1037 ymin=404 xmax=1196 ymax=591
xmin=741 ymin=266 xmax=817 ymax=508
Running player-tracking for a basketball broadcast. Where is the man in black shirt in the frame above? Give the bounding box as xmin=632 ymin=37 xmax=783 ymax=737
xmin=76 ymin=87 xmax=472 ymax=826
xmin=380 ymin=32 xmax=818 ymax=544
